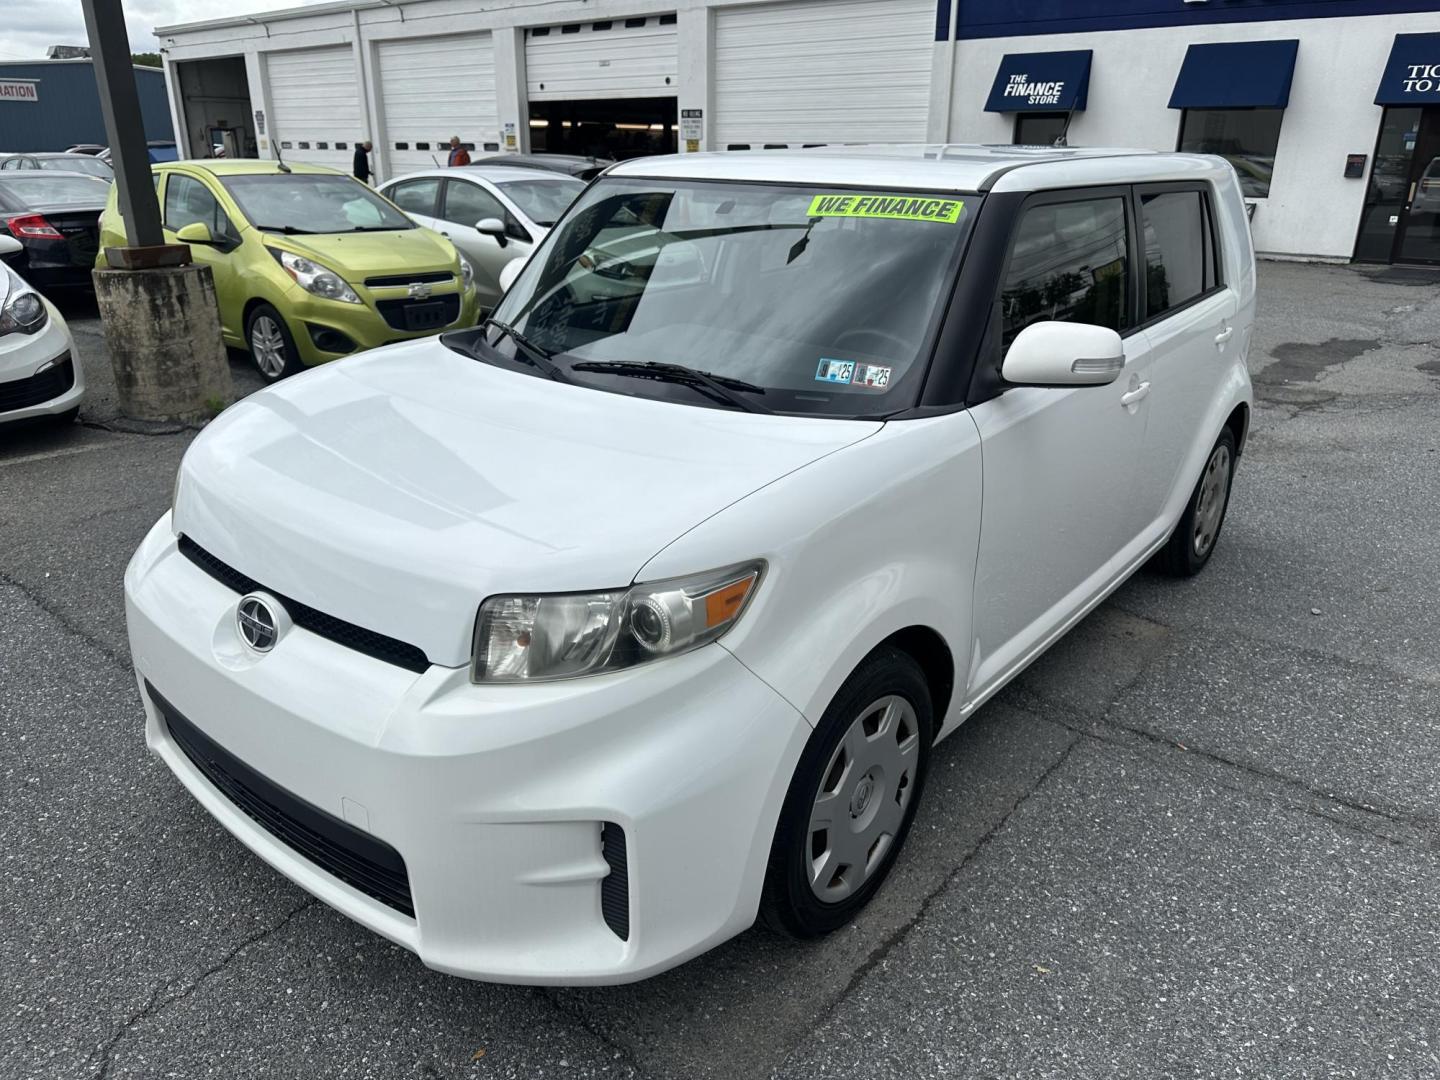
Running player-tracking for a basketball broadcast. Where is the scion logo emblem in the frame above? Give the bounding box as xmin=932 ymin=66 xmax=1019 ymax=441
xmin=408 ymin=282 xmax=433 ymax=299
xmin=236 ymin=595 xmax=280 ymax=652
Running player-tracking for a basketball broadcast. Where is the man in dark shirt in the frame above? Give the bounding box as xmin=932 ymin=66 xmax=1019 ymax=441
xmin=353 ymin=140 xmax=373 ymax=183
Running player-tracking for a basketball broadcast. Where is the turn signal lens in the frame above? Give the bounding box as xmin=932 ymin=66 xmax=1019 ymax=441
xmin=472 ymin=561 xmax=765 ymax=683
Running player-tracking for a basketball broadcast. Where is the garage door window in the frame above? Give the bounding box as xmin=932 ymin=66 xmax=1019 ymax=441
xmin=389 ymin=178 xmax=440 ymax=216
xmin=1140 ymin=190 xmax=1219 ymax=321
xmin=1001 ymin=196 xmax=1130 ymax=349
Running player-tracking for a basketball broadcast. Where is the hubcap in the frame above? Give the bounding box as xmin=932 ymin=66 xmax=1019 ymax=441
xmin=807 ymin=695 xmax=920 ymax=903
xmin=1192 ymin=443 xmax=1232 ymax=557
xmin=250 ymin=315 xmax=287 ymax=378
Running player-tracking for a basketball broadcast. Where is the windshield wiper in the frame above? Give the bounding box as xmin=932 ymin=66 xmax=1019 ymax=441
xmin=481 ymin=318 xmax=572 ymax=383
xmin=257 ymin=224 xmax=316 ymax=235
xmin=348 ymin=225 xmax=407 ymax=232
xmin=569 ymin=360 xmax=773 ymax=415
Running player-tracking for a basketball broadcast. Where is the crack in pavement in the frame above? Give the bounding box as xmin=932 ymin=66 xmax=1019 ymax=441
xmin=537 ymin=987 xmax=653 ymax=1080
xmin=88 ymin=898 xmax=317 ymax=1080
xmin=0 ymin=574 xmax=130 ymax=673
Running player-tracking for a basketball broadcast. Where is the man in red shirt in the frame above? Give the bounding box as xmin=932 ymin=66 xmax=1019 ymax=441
xmin=448 ymin=137 xmax=471 ymax=167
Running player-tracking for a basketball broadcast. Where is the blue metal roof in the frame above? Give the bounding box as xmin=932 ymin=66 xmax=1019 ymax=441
xmin=0 ymin=60 xmax=172 ymax=153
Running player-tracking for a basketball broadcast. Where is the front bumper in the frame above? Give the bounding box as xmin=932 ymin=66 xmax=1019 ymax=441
xmin=289 ymin=283 xmax=482 ymax=366
xmin=0 ymin=301 xmax=84 ymax=421
xmin=124 ymin=518 xmax=809 ymax=984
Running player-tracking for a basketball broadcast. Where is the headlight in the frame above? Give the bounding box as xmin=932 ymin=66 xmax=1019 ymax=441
xmin=275 ymin=249 xmax=360 ymax=304
xmin=0 ymin=269 xmax=47 ymax=335
xmin=472 ymin=561 xmax=764 ymax=683
xmin=458 ymin=253 xmax=475 ymax=289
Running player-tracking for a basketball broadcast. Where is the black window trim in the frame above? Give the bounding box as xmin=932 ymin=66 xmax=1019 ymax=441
xmin=1131 ymin=180 xmax=1228 ymax=333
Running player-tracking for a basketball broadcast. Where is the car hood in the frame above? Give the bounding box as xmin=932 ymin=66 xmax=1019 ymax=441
xmin=175 ymin=341 xmax=881 ymax=668
xmin=270 ymin=228 xmax=457 ymax=279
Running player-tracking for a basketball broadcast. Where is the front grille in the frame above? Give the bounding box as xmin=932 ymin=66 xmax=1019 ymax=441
xmin=600 ymin=822 xmax=630 ymax=941
xmin=364 ymin=270 xmax=454 ymax=288
xmin=0 ymin=356 xmax=73 ymax=413
xmin=149 ymin=682 xmax=415 ymax=918
xmin=178 ymin=535 xmax=431 ymax=674
xmin=375 ymin=294 xmax=462 ymax=332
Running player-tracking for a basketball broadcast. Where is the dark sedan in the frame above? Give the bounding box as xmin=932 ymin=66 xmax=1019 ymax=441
xmin=469 ymin=152 xmax=612 ymax=181
xmin=0 ymin=172 xmax=109 ymax=289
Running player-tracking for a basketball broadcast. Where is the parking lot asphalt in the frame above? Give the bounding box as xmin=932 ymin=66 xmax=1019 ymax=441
xmin=2 ymin=261 xmax=1438 ymax=1079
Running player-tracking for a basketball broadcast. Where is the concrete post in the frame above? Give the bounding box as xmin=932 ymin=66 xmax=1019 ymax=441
xmin=93 ymin=265 xmax=233 ymax=423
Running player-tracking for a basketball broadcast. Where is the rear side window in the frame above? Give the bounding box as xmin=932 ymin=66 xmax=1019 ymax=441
xmin=1001 ymin=196 xmax=1129 ymax=349
xmin=1140 ymin=189 xmax=1219 ymax=320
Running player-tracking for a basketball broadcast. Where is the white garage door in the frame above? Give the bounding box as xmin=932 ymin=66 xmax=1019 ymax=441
xmin=526 ymin=16 xmax=678 ymax=100
xmin=265 ymin=45 xmax=362 ymax=172
xmin=378 ymin=34 xmax=499 ymax=176
xmin=712 ymin=0 xmax=933 ymax=148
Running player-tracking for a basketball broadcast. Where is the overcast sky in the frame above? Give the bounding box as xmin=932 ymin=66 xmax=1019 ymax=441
xmin=4 ymin=0 xmax=330 ymax=59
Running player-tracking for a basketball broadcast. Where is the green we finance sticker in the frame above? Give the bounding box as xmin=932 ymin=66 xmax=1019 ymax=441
xmin=806 ymin=193 xmax=965 ymax=224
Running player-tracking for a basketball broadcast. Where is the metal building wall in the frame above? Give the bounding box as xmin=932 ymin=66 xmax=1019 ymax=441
xmin=0 ymin=60 xmax=173 ymax=152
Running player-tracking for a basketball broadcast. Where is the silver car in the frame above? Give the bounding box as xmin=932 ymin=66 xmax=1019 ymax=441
xmin=379 ymin=165 xmax=586 ymax=307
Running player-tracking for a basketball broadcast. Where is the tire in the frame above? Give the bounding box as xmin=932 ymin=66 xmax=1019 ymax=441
xmin=1156 ymin=428 xmax=1237 ymax=577
xmin=245 ymin=303 xmax=301 ymax=382
xmin=761 ymin=647 xmax=934 ymax=938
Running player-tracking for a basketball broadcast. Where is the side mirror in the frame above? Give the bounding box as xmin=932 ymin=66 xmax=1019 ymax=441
xmin=499 ymin=257 xmax=525 ymax=293
xmin=1001 ymin=321 xmax=1125 ymax=387
xmin=0 ymin=235 xmax=21 ymax=257
xmin=476 ymin=217 xmax=508 ymax=247
xmin=174 ymin=221 xmax=213 ymax=246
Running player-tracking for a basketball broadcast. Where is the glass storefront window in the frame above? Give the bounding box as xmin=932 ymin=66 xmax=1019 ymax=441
xmin=1177 ymin=108 xmax=1284 ymax=198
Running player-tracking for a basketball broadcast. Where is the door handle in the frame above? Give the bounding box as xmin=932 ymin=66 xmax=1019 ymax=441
xmin=1120 ymin=381 xmax=1150 ymax=407
xmin=1214 ymin=327 xmax=1234 ymax=345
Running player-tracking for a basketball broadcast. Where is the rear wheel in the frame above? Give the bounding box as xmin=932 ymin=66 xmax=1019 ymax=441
xmin=761 ymin=647 xmax=933 ymax=938
xmin=245 ymin=304 xmax=301 ymax=382
xmin=1157 ymin=428 xmax=1236 ymax=577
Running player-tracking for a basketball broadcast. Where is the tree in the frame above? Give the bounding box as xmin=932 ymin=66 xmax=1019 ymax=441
xmin=131 ymin=52 xmax=161 ymax=68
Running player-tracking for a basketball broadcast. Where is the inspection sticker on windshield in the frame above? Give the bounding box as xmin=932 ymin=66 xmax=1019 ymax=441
xmin=806 ymin=194 xmax=964 ymax=224
xmin=815 ymin=358 xmax=856 ymax=384
xmin=853 ymin=364 xmax=892 ymax=389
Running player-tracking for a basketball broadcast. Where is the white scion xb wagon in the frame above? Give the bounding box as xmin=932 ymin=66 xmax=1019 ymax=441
xmin=125 ymin=145 xmax=1254 ymax=985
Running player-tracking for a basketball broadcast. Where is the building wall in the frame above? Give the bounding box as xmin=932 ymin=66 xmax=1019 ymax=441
xmin=0 ymin=61 xmax=173 ymax=152
xmin=945 ymin=11 xmax=1440 ymax=259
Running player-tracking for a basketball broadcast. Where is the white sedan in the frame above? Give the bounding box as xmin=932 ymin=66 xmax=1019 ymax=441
xmin=0 ymin=235 xmax=83 ymax=425
xmin=379 ymin=165 xmax=586 ymax=307
xmin=125 ymin=145 xmax=1253 ymax=984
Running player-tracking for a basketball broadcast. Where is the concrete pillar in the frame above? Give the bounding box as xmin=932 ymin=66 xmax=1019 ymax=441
xmin=676 ymin=7 xmax=710 ymax=152
xmin=93 ymin=265 xmax=233 ymax=423
xmin=494 ymin=27 xmax=528 ymax=154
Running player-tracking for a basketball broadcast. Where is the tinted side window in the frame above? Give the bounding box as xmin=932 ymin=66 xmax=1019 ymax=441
xmin=389 ymin=178 xmax=439 ymax=215
xmin=165 ymin=174 xmax=231 ymax=238
xmin=1141 ymin=191 xmax=1215 ymax=320
xmin=1001 ymin=196 xmax=1129 ymax=350
xmin=443 ymin=180 xmax=507 ymax=228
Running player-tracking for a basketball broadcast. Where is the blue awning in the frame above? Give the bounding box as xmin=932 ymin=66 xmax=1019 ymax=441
xmin=1168 ymin=40 xmax=1299 ymax=110
xmin=984 ymin=50 xmax=1092 ymax=113
xmin=1376 ymin=33 xmax=1440 ymax=105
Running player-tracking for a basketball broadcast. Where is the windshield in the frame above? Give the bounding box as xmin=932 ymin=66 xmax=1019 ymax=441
xmin=497 ymin=176 xmax=586 ymax=225
xmin=0 ymin=174 xmax=110 ymax=206
xmin=477 ymin=178 xmax=973 ymax=416
xmin=220 ymin=173 xmax=413 ymax=234
xmin=39 ymin=157 xmax=112 ymax=178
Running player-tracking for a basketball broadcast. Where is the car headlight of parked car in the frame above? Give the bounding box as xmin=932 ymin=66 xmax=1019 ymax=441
xmin=273 ymin=249 xmax=360 ymax=304
xmin=0 ymin=267 xmax=48 ymax=336
xmin=472 ymin=561 xmax=764 ymax=683
xmin=458 ymin=253 xmax=476 ymax=290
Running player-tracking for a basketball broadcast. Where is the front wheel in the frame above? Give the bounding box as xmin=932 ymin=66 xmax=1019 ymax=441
xmin=1157 ymin=428 xmax=1236 ymax=577
xmin=761 ymin=647 xmax=933 ymax=938
xmin=245 ymin=304 xmax=301 ymax=382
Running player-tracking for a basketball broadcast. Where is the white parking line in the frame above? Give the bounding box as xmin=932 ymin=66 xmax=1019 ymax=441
xmin=0 ymin=441 xmax=112 ymax=468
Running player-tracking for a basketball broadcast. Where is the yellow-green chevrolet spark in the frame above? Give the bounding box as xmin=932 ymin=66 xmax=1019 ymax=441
xmin=97 ymin=161 xmax=481 ymax=381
